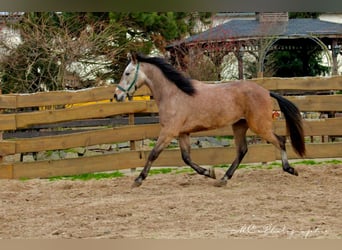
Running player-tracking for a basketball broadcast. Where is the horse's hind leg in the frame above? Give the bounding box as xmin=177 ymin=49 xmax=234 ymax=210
xmin=249 ymin=120 xmax=298 ymax=176
xmin=179 ymin=133 xmax=216 ymax=179
xmin=274 ymin=134 xmax=298 ymax=176
xmin=215 ymin=119 xmax=249 ymax=187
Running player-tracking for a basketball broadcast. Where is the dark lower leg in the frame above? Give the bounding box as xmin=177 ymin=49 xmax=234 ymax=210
xmin=133 ymin=148 xmax=160 ymax=186
xmin=225 ymin=146 xmax=248 ymax=179
xmin=216 ymin=144 xmax=248 ymax=186
xmin=181 ymin=149 xmax=216 ymax=179
xmin=133 ymin=133 xmax=173 ymax=187
xmin=179 ymin=133 xmax=215 ymax=179
xmin=275 ymin=134 xmax=298 ymax=176
xmin=216 ymin=119 xmax=249 ymax=187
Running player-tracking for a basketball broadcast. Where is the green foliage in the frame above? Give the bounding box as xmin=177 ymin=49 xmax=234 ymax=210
xmin=292 ymin=160 xmax=319 ymax=165
xmin=49 ymin=171 xmax=124 ymax=181
xmin=149 ymin=168 xmax=174 ymax=175
xmin=289 ymin=12 xmax=321 ymax=19
xmin=324 ymin=159 xmax=342 ymax=164
xmin=293 ymin=159 xmax=342 ymax=165
xmin=109 ymin=12 xmax=212 ymax=52
xmin=266 ymin=49 xmax=330 ymax=77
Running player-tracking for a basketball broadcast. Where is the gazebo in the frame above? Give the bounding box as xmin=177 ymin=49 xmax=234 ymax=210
xmin=166 ymin=12 xmax=342 ymax=79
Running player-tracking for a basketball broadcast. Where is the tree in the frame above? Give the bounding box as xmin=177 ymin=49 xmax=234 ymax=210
xmin=0 ymin=12 xmax=213 ymax=93
xmin=109 ymin=12 xmax=212 ymax=53
xmin=0 ymin=12 xmax=130 ymax=93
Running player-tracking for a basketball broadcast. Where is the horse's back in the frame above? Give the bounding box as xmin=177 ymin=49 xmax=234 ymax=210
xmin=195 ymin=80 xmax=271 ymax=105
xmin=199 ymin=80 xmax=273 ymax=121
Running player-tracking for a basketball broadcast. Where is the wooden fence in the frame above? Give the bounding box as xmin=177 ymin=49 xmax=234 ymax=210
xmin=0 ymin=76 xmax=341 ymax=179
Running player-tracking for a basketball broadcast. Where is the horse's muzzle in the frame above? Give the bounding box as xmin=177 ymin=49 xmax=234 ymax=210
xmin=114 ymin=93 xmax=125 ymax=102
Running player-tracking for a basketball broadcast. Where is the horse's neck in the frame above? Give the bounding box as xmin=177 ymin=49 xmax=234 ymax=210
xmin=143 ymin=65 xmax=178 ymax=105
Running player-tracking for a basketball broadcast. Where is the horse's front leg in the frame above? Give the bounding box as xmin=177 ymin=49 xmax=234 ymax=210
xmin=179 ymin=133 xmax=216 ymax=179
xmin=132 ymin=131 xmax=174 ymax=187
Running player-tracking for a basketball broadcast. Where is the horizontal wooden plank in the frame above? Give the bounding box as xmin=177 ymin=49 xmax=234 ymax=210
xmin=194 ymin=118 xmax=342 ymax=137
xmin=15 ymin=101 xmax=150 ymax=129
xmin=0 ymin=114 xmax=16 ymax=130
xmin=14 ymin=86 xmax=116 ymax=108
xmin=0 ymin=141 xmax=16 ymax=156
xmin=273 ymin=118 xmax=342 ymax=136
xmin=135 ymin=85 xmax=152 ymax=96
xmin=3 ymin=142 xmax=341 ymax=179
xmin=304 ymin=143 xmax=342 ymax=158
xmin=251 ymin=76 xmax=342 ymax=91
xmin=0 ymin=164 xmax=13 ymax=179
xmin=0 ymin=85 xmax=150 ymax=109
xmin=13 ymin=124 xmax=161 ymax=153
xmin=0 ymin=95 xmax=17 ymax=109
xmin=9 ymin=150 xmax=147 ymax=179
xmin=277 ymin=142 xmax=342 ymax=160
xmin=144 ymin=95 xmax=342 ymax=113
xmin=205 ymin=76 xmax=342 ymax=91
xmin=274 ymin=95 xmax=342 ymax=112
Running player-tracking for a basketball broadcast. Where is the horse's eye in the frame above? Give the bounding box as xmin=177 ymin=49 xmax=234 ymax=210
xmin=125 ymin=72 xmax=130 ymax=76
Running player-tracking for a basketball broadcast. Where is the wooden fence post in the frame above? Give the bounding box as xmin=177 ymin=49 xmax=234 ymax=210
xmin=0 ymin=89 xmax=3 ymax=164
xmin=128 ymin=96 xmax=137 ymax=174
xmin=129 ymin=113 xmax=137 ymax=174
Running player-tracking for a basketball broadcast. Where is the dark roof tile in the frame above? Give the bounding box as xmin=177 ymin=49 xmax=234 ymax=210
xmin=170 ymin=19 xmax=342 ymax=46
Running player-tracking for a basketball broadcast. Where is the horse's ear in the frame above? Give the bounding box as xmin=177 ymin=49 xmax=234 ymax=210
xmin=127 ymin=52 xmax=131 ymax=61
xmin=128 ymin=51 xmax=138 ymax=64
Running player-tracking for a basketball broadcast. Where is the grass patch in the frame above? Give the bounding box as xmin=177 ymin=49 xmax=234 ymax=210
xmin=268 ymin=162 xmax=282 ymax=166
xmin=323 ymin=159 xmax=342 ymax=164
xmin=49 ymin=171 xmax=124 ymax=181
xmin=292 ymin=159 xmax=342 ymax=165
xmin=174 ymin=168 xmax=194 ymax=174
xmin=292 ymin=160 xmax=319 ymax=165
xmin=19 ymin=177 xmax=30 ymax=181
xmin=213 ymin=164 xmax=229 ymax=169
xmin=149 ymin=168 xmax=174 ymax=175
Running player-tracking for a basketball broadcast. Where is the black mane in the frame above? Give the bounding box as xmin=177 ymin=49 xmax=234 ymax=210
xmin=136 ymin=53 xmax=196 ymax=96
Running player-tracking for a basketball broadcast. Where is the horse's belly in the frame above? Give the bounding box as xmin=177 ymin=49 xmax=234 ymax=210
xmin=180 ymin=111 xmax=242 ymax=134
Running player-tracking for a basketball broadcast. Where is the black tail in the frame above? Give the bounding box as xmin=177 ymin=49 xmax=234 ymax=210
xmin=270 ymin=92 xmax=306 ymax=157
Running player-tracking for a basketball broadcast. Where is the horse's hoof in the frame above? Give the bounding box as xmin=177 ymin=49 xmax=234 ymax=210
xmin=293 ymin=168 xmax=299 ymax=176
xmin=214 ymin=179 xmax=227 ymax=187
xmin=206 ymin=167 xmax=216 ymax=179
xmin=131 ymin=179 xmax=143 ymax=188
xmin=285 ymin=167 xmax=298 ymax=176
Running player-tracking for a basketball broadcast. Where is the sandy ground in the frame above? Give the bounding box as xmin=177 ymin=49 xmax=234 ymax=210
xmin=0 ymin=164 xmax=341 ymax=239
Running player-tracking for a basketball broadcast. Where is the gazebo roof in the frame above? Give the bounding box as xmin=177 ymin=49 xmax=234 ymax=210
xmin=167 ymin=18 xmax=342 ymax=47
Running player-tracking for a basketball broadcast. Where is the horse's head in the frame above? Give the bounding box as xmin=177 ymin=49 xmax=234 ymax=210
xmin=114 ymin=52 xmax=145 ymax=102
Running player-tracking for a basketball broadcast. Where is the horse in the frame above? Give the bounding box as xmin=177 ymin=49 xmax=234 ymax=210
xmin=114 ymin=52 xmax=306 ymax=187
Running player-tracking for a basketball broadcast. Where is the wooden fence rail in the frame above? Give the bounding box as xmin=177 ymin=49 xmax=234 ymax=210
xmin=0 ymin=76 xmax=341 ymax=179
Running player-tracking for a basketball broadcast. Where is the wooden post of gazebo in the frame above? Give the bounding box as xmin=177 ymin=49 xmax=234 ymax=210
xmin=332 ymin=39 xmax=340 ymax=76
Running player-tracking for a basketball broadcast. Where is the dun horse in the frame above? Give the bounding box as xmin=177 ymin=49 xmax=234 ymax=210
xmin=114 ymin=52 xmax=305 ymax=187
